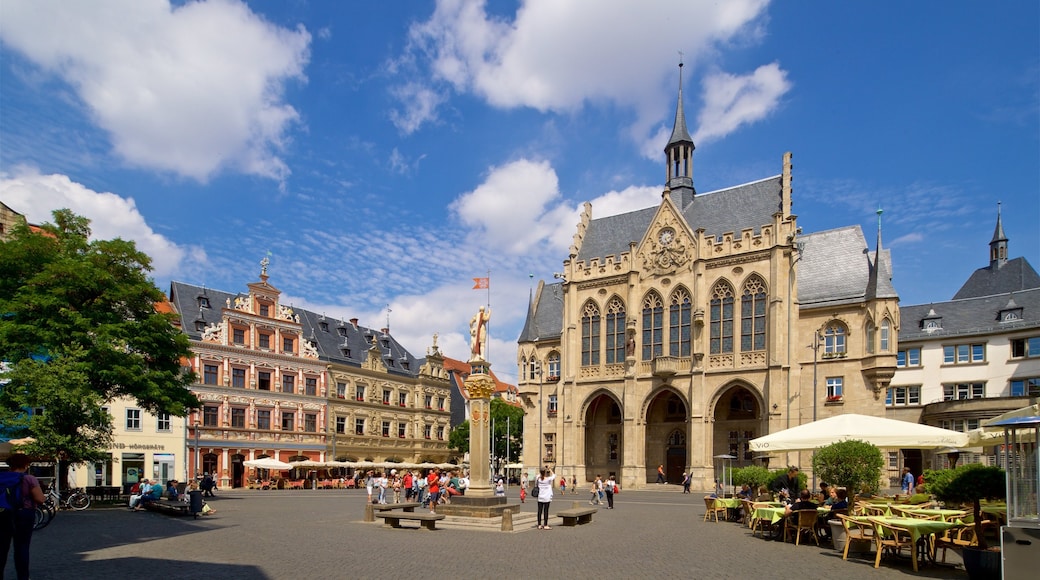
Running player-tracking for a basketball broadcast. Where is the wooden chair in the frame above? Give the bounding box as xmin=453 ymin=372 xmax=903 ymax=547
xmin=740 ymin=499 xmax=755 ymax=527
xmin=749 ymin=502 xmax=773 ymax=537
xmin=784 ymin=509 xmax=820 ymax=546
xmin=870 ymin=518 xmax=917 ymax=572
xmin=702 ymin=496 xmax=726 ymax=522
xmin=933 ymin=523 xmax=968 ymax=563
xmin=837 ymin=514 xmax=875 ymax=561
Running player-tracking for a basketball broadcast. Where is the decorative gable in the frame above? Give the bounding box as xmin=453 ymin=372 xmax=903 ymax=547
xmin=638 ymin=197 xmax=695 ymax=279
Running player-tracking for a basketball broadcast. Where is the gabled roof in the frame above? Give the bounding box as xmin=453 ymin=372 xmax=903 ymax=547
xmin=168 ymin=280 xmax=424 ymax=378
xmin=443 ymin=357 xmax=519 ymax=405
xmin=899 ymin=287 xmax=1040 ymax=342
xmin=797 ymin=226 xmax=897 ymax=308
xmin=575 ymin=176 xmax=782 ymax=264
xmin=952 ymin=257 xmax=1040 ymax=300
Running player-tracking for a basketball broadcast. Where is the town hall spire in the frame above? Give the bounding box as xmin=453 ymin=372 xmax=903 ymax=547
xmin=665 ymin=57 xmax=695 ymax=208
xmin=989 ymin=201 xmax=1008 ymax=268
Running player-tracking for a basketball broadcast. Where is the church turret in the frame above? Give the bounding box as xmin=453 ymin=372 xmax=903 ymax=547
xmin=665 ymin=60 xmax=695 ymax=208
xmin=989 ymin=202 xmax=1008 ymax=268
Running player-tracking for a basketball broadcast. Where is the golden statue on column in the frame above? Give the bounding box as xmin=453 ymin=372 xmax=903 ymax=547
xmin=469 ymin=306 xmax=491 ymax=361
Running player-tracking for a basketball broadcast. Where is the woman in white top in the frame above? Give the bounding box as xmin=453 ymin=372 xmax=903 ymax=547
xmin=536 ymin=467 xmax=555 ymax=530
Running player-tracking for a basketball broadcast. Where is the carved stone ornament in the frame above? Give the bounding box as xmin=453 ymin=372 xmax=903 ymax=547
xmin=640 ymin=217 xmax=692 ymax=277
xmin=201 ymin=322 xmax=223 ymax=342
xmin=464 ymin=374 xmax=496 ymax=400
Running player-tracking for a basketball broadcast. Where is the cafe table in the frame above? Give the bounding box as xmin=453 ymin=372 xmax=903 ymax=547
xmin=868 ymin=516 xmax=957 ymax=567
xmin=896 ymin=507 xmax=967 ymax=522
xmin=713 ymin=497 xmax=743 ymax=521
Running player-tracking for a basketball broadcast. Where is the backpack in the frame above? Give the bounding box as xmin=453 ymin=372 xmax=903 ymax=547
xmin=0 ymin=472 xmax=25 ymax=512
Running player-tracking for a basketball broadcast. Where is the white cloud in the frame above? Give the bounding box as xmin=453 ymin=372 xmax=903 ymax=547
xmin=0 ymin=168 xmax=206 ymax=278
xmin=692 ymin=63 xmax=791 ymax=144
xmin=391 ymin=0 xmax=785 ymax=150
xmin=0 ymin=0 xmax=310 ymax=182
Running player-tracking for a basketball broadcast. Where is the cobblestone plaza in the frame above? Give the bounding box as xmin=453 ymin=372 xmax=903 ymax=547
xmin=19 ymin=488 xmax=967 ymax=579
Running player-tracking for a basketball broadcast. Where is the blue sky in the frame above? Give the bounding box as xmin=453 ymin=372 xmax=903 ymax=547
xmin=2 ymin=0 xmax=1037 ymax=383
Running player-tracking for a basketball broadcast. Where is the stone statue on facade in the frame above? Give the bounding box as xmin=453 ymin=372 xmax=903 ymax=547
xmin=469 ymin=306 xmax=491 ymax=360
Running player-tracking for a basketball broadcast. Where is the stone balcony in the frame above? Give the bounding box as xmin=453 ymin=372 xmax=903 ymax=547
xmin=651 ymin=356 xmax=682 ymax=378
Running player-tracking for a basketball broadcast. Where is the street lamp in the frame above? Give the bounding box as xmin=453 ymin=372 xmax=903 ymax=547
xmin=193 ymin=419 xmax=200 ymax=480
xmin=809 ymin=330 xmax=823 ymax=491
xmin=536 ymin=362 xmax=543 ymax=469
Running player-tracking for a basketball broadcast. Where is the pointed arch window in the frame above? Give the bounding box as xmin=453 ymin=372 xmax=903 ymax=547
xmin=605 ymin=298 xmax=626 ymax=364
xmin=710 ymin=281 xmax=735 ymax=354
xmin=519 ymin=357 xmax=527 ymax=381
xmin=581 ymin=301 xmax=601 ymax=366
xmin=865 ymin=321 xmax=876 ymax=354
xmin=528 ymin=357 xmax=539 ymax=380
xmin=641 ymin=292 xmax=664 ymax=360
xmin=824 ymin=322 xmax=847 ymax=356
xmin=740 ymin=277 xmax=767 ymax=351
xmin=669 ymin=288 xmax=692 ymax=357
xmin=547 ymin=351 xmax=560 ymax=380
xmin=880 ymin=319 xmax=891 ymax=352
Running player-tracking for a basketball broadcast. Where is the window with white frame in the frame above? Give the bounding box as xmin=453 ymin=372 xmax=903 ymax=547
xmin=355 ymin=385 xmax=365 ymax=401
xmin=398 ymin=422 xmax=406 ymax=438
xmin=823 ymin=323 xmax=847 ymax=356
xmin=126 ymin=408 xmax=141 ymax=430
xmin=381 ymin=421 xmax=390 ymax=437
xmin=880 ymin=319 xmax=891 ymax=351
xmin=826 ymin=377 xmax=843 ymax=399
xmin=942 ymin=343 xmax=984 ymax=364
xmin=940 ymin=418 xmax=981 ymax=432
xmin=885 ymin=386 xmax=921 ymax=407
xmin=382 ymin=389 xmax=391 ymax=405
xmin=355 ymin=418 xmax=364 ymax=435
xmin=424 ymin=424 xmax=432 ymax=439
xmin=437 ymin=426 xmax=445 ymax=440
xmin=547 ymin=352 xmax=561 ymax=379
xmin=156 ymin=413 xmax=170 ymax=432
xmin=335 ymin=416 xmax=346 ymax=434
xmin=942 ymin=382 xmax=985 ymax=401
xmin=888 ymin=452 xmax=898 ymax=469
xmin=336 ymin=382 xmax=347 ymax=399
xmin=548 ymin=394 xmax=558 ymax=415
xmin=424 ymin=394 xmax=433 ymax=409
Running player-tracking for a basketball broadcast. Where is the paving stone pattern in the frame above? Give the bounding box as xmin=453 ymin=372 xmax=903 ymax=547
xmin=12 ymin=488 xmax=967 ymax=579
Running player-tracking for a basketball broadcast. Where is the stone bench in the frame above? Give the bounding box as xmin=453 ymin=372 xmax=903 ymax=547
xmin=557 ymin=507 xmax=597 ymax=526
xmin=373 ymin=502 xmax=422 ymax=513
xmin=377 ymin=512 xmax=445 ymax=530
xmin=143 ymin=499 xmax=192 ymax=517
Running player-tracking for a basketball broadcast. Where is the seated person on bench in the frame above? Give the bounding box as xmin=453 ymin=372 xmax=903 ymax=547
xmin=166 ymin=479 xmax=180 ymax=501
xmin=135 ymin=480 xmax=164 ymax=511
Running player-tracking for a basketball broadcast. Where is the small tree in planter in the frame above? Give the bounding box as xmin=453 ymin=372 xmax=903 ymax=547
xmin=926 ymin=464 xmax=1005 ymax=551
xmin=732 ymin=465 xmax=771 ymax=494
xmin=812 ymin=439 xmax=884 ymax=504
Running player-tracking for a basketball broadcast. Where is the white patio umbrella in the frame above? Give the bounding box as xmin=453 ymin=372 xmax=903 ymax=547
xmin=290 ymin=459 xmax=328 ymax=468
xmin=243 ymin=457 xmax=292 ymax=470
xmin=749 ymin=414 xmax=968 ymax=452
xmin=966 ymin=404 xmax=1039 ymax=446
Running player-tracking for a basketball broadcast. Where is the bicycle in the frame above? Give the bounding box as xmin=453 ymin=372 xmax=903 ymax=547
xmin=33 ymin=486 xmax=90 ymax=531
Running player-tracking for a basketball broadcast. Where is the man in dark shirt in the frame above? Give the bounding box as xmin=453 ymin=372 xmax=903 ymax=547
xmin=784 ymin=489 xmax=818 ymax=516
xmin=771 ymin=466 xmax=800 ymax=500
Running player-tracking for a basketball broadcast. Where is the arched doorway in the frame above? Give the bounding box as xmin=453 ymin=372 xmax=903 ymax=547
xmin=231 ymin=454 xmax=245 ymax=488
xmin=584 ymin=392 xmax=622 ymax=482
xmin=712 ymin=385 xmax=762 ymax=474
xmin=202 ymin=453 xmax=218 ymax=478
xmin=645 ymin=389 xmax=688 ymax=483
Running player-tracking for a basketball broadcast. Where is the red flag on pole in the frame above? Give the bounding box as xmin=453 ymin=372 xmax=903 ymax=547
xmin=472 ymin=277 xmax=489 ymax=290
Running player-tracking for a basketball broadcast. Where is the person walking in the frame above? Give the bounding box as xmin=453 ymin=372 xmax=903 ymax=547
xmin=656 ymin=464 xmax=666 ymax=484
xmin=605 ymin=474 xmax=617 ymax=509
xmin=681 ymin=472 xmax=691 ymax=494
xmin=900 ymin=467 xmax=915 ymax=495
xmin=0 ymin=454 xmax=45 ymax=580
xmin=536 ymin=467 xmax=555 ymax=530
xmin=571 ymin=475 xmax=577 ymax=494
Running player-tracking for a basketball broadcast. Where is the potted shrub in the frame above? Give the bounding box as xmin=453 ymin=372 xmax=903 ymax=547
xmin=926 ymin=464 xmax=1005 ymax=579
xmin=732 ymin=465 xmax=771 ymax=495
xmin=812 ymin=439 xmax=884 ymax=551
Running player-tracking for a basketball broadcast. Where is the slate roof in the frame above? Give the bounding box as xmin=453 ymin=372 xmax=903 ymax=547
xmin=797 ymin=226 xmax=897 ymax=308
xmin=899 ymin=287 xmax=1040 ymax=342
xmin=517 ymin=282 xmax=564 ymax=343
xmin=168 ymin=280 xmax=424 ymax=378
xmin=952 ymin=257 xmax=1040 ymax=300
xmin=575 ymin=176 xmax=783 ymax=263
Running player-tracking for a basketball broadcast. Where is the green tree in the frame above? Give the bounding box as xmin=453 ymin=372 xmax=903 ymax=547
xmin=448 ymin=420 xmax=470 ymax=455
xmin=732 ymin=465 xmax=772 ymax=491
xmin=811 ymin=439 xmax=884 ymax=500
xmin=926 ymin=464 xmax=1006 ymax=550
xmin=490 ymin=397 xmax=524 ymax=466
xmin=0 ymin=209 xmax=198 ymax=485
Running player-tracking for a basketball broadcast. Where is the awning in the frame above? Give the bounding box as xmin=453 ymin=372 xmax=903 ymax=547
xmin=749 ymin=413 xmax=968 ymax=452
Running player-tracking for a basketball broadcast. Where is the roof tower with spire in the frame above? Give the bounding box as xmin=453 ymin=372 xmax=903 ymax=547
xmin=665 ymin=58 xmax=695 ymax=208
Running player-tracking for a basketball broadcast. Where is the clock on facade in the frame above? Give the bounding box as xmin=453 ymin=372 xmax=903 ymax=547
xmin=659 ymin=228 xmax=675 ymax=245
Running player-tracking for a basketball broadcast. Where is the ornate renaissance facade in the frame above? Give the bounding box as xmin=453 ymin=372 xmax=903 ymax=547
xmin=518 ymin=68 xmax=899 ymax=490
xmin=169 ymin=265 xmax=452 ymax=488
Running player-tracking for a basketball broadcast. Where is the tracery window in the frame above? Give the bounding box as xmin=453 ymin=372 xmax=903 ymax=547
xmin=669 ymin=287 xmax=692 ymax=357
xmin=740 ymin=277 xmax=766 ymax=351
xmin=710 ymin=281 xmax=735 ymax=354
xmin=865 ymin=320 xmax=876 ymax=354
xmin=581 ymin=301 xmax=601 ymax=366
xmin=547 ymin=352 xmax=560 ymax=379
xmin=605 ymin=297 xmax=626 ymax=364
xmin=641 ymin=291 xmax=664 ymax=360
xmin=880 ymin=319 xmax=891 ymax=352
xmin=824 ymin=322 xmax=847 ymax=356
